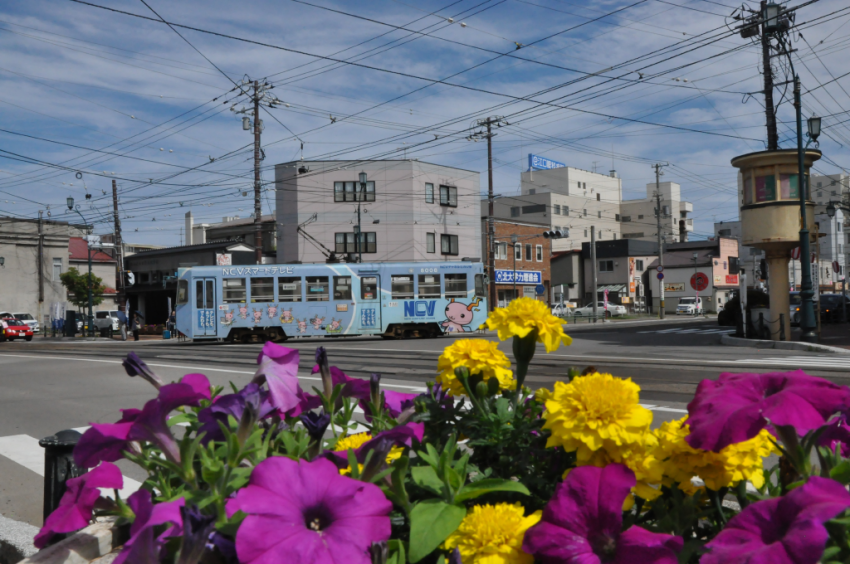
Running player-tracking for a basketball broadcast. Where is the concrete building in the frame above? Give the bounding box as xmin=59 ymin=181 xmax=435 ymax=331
xmin=646 ymin=238 xmax=739 ymax=313
xmin=814 ymin=205 xmax=845 ymax=285
xmin=0 ymin=217 xmax=83 ymax=325
xmin=184 ymin=213 xmax=276 ymax=258
xmin=551 ymin=250 xmax=583 ymax=305
xmin=811 ymin=173 xmax=849 ymax=206
xmin=67 ymin=237 xmax=118 ymax=312
xmin=275 ymin=160 xmax=480 ymax=264
xmin=580 ymin=239 xmax=659 ymax=310
xmin=620 ymin=181 xmax=694 ymax=243
xmin=480 ymin=217 xmax=551 ymax=307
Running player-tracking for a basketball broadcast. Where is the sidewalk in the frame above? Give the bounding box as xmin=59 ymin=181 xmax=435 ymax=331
xmin=721 ymin=321 xmax=850 ymax=354
xmin=792 ymin=322 xmax=850 ymax=350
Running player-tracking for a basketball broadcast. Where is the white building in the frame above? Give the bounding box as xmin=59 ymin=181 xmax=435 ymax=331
xmin=620 ymin=181 xmax=694 ymax=244
xmin=275 ymin=160 xmax=481 ymax=264
xmin=811 ymin=173 xmax=849 ymax=206
xmin=814 ymin=205 xmax=845 ymax=285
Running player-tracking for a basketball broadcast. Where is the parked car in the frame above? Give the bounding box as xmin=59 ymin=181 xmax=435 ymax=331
xmin=9 ymin=312 xmax=38 ymax=333
xmin=572 ymin=302 xmax=627 ymax=318
xmin=819 ymin=294 xmax=849 ymax=323
xmin=551 ymin=303 xmax=577 ymax=317
xmin=676 ymin=297 xmax=704 ymax=315
xmin=789 ymin=292 xmax=801 ymax=326
xmin=94 ymin=310 xmax=121 ymax=335
xmin=0 ymin=317 xmax=34 ymax=342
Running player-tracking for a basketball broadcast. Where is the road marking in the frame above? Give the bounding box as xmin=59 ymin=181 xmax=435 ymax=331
xmin=636 ymin=328 xmax=734 ymax=335
xmin=0 ymin=354 xmax=426 ymax=391
xmin=734 ymin=356 xmax=850 ymax=370
xmin=0 ymin=434 xmax=142 ymax=500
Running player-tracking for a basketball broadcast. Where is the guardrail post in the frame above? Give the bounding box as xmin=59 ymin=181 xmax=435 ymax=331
xmin=780 ymin=313 xmax=785 ymax=341
xmin=39 ymin=430 xmax=84 ymax=535
xmin=758 ymin=312 xmax=765 ymax=340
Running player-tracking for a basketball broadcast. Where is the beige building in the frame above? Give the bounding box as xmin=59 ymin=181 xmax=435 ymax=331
xmin=275 ymin=160 xmax=481 ymax=264
xmin=620 ymin=181 xmax=694 ymax=243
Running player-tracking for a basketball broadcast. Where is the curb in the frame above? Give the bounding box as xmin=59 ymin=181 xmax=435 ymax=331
xmin=0 ymin=514 xmax=38 ymax=564
xmin=720 ymin=333 xmax=850 ymax=355
xmin=18 ymin=520 xmax=116 ymax=564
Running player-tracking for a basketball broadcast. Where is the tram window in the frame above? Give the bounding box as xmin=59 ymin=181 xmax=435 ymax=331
xmin=250 ymin=278 xmax=274 ymax=303
xmin=195 ymin=280 xmax=204 ymax=308
xmin=306 ymin=276 xmax=329 ymax=301
xmin=361 ymin=277 xmax=378 ymax=300
xmin=445 ymin=273 xmax=467 ymax=298
xmin=418 ymin=274 xmax=440 ymax=298
xmin=205 ymin=280 xmax=214 ymax=309
xmin=177 ymin=279 xmax=189 ymax=305
xmin=474 ymin=274 xmax=486 ymax=298
xmin=222 ymin=278 xmax=247 ymax=303
xmin=278 ymin=277 xmax=302 ymax=302
xmin=334 ymin=276 xmax=352 ymax=300
xmin=391 ymin=275 xmax=414 ymax=299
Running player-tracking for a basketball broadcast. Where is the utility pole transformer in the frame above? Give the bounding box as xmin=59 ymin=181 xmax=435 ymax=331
xmin=112 ymin=179 xmax=124 ymax=312
xmin=253 ymin=80 xmax=263 ymax=265
xmin=654 ymin=163 xmax=669 ymax=318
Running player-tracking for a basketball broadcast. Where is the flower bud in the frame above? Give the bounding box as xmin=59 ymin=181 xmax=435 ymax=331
xmin=370 ymin=373 xmax=382 ymax=408
xmin=316 ymin=347 xmax=332 ymax=397
xmin=370 ymin=541 xmax=388 ymax=564
xmin=299 ymin=411 xmax=331 ymax=442
xmin=448 ymin=548 xmax=463 ymax=564
xmin=475 ymin=380 xmax=489 ymax=399
xmin=122 ymin=352 xmax=164 ymax=389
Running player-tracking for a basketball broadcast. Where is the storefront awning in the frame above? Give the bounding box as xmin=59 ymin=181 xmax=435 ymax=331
xmin=597 ymin=284 xmax=627 ymax=293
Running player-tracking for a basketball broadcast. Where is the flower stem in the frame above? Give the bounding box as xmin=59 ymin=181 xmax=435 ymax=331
xmin=709 ymin=489 xmax=727 ymax=526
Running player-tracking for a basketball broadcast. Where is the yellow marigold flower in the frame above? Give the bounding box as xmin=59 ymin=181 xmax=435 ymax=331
xmin=653 ymin=417 xmax=779 ymax=491
xmin=543 ymin=373 xmax=653 ymax=460
xmin=534 ymin=386 xmax=553 ymax=404
xmin=436 ymin=339 xmax=515 ymax=396
xmin=443 ymin=503 xmax=541 ymax=564
xmin=485 ymin=297 xmax=572 ymax=353
xmin=334 ymin=433 xmax=404 ymax=475
xmin=575 ymin=432 xmax=664 ymax=505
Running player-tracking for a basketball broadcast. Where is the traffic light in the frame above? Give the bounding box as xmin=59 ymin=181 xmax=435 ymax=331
xmin=543 ymin=229 xmax=569 ymax=239
xmin=759 ymin=259 xmax=768 ymax=281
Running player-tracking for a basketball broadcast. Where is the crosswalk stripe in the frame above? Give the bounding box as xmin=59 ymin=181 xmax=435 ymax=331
xmin=734 ymin=356 xmax=850 ymax=369
xmin=637 ymin=328 xmax=734 ymax=334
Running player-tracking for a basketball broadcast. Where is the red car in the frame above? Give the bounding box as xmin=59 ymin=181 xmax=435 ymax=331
xmin=0 ymin=317 xmax=33 ymax=341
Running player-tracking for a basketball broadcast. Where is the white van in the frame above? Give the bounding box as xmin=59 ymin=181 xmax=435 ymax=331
xmin=676 ymin=297 xmax=704 ymax=315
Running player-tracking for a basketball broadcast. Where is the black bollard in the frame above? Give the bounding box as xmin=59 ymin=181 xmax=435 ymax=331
xmin=39 ymin=430 xmax=84 ymax=525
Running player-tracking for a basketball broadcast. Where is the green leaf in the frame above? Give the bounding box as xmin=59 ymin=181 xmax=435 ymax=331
xmin=408 ymin=500 xmax=466 ymax=563
xmin=830 ymin=460 xmax=850 ymax=484
xmin=387 ymin=539 xmax=406 ymax=564
xmin=455 ymin=478 xmax=530 ymax=503
xmin=411 ymin=466 xmax=444 ymax=496
xmin=167 ymin=413 xmax=194 ymax=427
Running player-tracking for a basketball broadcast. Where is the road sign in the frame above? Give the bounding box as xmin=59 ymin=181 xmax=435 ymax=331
xmin=657 ymin=272 xmax=665 ymax=280
xmin=535 ymin=284 xmax=545 ymax=295
xmin=691 ymin=272 xmax=709 ymax=292
xmin=791 ymin=246 xmax=801 ymax=260
xmin=656 ymin=265 xmax=663 ymax=272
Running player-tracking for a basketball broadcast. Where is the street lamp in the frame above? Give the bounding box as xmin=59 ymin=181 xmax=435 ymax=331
xmin=808 ymin=115 xmax=821 ymax=144
xmin=67 ymin=197 xmax=95 ymax=338
xmin=826 ymin=201 xmax=836 ymax=219
xmin=763 ymin=2 xmax=782 ymax=32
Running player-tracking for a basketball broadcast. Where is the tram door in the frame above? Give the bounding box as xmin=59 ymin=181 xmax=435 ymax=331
xmin=195 ymin=278 xmax=217 ymax=336
xmin=358 ymin=275 xmax=382 ymax=333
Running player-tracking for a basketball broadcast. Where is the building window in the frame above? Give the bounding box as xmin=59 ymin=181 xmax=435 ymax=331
xmin=445 ymin=273 xmax=467 ymax=298
xmin=584 ymin=229 xmax=588 ymax=237
xmin=528 ymin=189 xmax=536 ymax=195
xmin=52 ymin=258 xmax=62 ymax=281
xmin=598 ymin=211 xmax=602 ymax=218
xmin=525 ymin=244 xmax=532 ymax=261
xmin=583 ymin=209 xmax=587 ymax=217
xmin=418 ymin=274 xmax=440 ymax=298
xmin=563 ymin=206 xmax=569 ymax=215
xmin=553 ymin=204 xmax=561 ymax=215
xmin=359 ymin=232 xmax=377 ymax=254
xmin=495 ymin=242 xmax=507 ymax=260
xmin=622 ymin=216 xmax=631 ymax=222
xmin=335 ymin=232 xmax=376 ymax=254
xmin=599 ymin=260 xmax=614 ymax=272
xmin=391 ymin=275 xmax=414 ymax=299
xmin=441 ymin=234 xmax=459 ymax=255
xmin=222 ymin=278 xmax=246 ymax=303
xmin=426 ymin=232 xmax=435 ymax=253
xmin=515 ymin=243 xmax=522 ymax=261
xmin=536 ymin=245 xmax=543 ymax=261
xmin=250 ymin=277 xmax=274 ymax=303
xmin=596 ymin=193 xmax=601 ymax=201
xmin=425 ymin=183 xmax=434 ymax=203
xmin=522 ymin=204 xmax=547 ymax=214
xmin=439 ymin=185 xmax=458 ymax=207
xmin=638 ymin=215 xmax=644 ymax=219
xmin=333 ymin=181 xmax=375 ymax=202
xmin=333 ymin=276 xmax=352 ymax=300
xmin=616 ymin=214 xmax=621 ymax=221
xmin=278 ymin=277 xmax=302 ymax=302
xmin=335 ymin=233 xmax=355 ymax=254
xmin=510 ymin=206 xmax=520 ymax=217
xmin=635 ymin=259 xmax=644 ymax=271
xmin=306 ymin=276 xmax=329 ymax=301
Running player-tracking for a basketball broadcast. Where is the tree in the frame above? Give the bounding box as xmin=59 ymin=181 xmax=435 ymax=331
xmin=60 ymin=267 xmax=107 ymax=311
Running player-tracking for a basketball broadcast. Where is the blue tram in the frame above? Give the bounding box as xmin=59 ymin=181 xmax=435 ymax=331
xmin=175 ymin=261 xmax=487 ymax=342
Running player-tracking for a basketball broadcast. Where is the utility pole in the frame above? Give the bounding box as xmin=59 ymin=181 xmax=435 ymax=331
xmin=357 ymin=172 xmax=367 ymax=264
xmin=591 ymin=226 xmax=598 ymax=322
xmin=654 ymin=163 xmax=669 ymax=318
xmin=760 ymin=0 xmax=779 ymax=150
xmin=511 ymin=234 xmax=518 ymax=303
xmin=111 ymin=179 xmax=124 ymax=312
xmin=253 ymin=80 xmax=263 ymax=265
xmin=38 ymin=210 xmax=44 ymax=333
xmin=471 ymin=116 xmax=508 ymax=312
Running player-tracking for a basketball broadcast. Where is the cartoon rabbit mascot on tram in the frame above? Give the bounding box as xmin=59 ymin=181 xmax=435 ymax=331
xmin=441 ymin=298 xmax=482 ymax=333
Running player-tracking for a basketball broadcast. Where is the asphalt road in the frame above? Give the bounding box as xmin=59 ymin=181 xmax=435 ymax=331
xmin=1 ymin=316 xmax=848 ymax=528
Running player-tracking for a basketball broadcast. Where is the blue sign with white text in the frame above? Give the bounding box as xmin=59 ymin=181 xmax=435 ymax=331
xmin=528 ymin=154 xmax=565 ymax=171
xmin=404 ymin=301 xmax=437 ymax=318
xmin=495 ymin=270 xmax=542 ymax=284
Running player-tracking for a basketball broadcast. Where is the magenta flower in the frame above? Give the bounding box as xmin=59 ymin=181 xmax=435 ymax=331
xmin=114 ymin=489 xmax=185 ymax=564
xmin=686 ymin=370 xmax=850 ymax=452
xmin=818 ymin=414 xmax=850 ymax=456
xmin=74 ymin=408 xmax=141 ymax=468
xmin=703 ymin=477 xmax=850 ymax=564
xmin=523 ymin=464 xmax=682 ymax=564
xmin=227 ymin=456 xmax=392 ymax=564
xmin=34 ymin=462 xmax=124 ymax=548
xmin=255 ymin=342 xmax=303 ymax=414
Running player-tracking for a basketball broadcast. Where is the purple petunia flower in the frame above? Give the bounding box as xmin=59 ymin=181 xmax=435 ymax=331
xmin=122 ymin=352 xmax=164 ymax=389
xmin=703 ymin=476 xmax=850 ymax=564
xmin=177 ymin=504 xmax=217 ymax=564
xmin=686 ymin=370 xmax=850 ymax=452
xmin=255 ymin=342 xmax=303 ymax=415
xmin=313 ymin=364 xmax=417 ymax=419
xmin=74 ymin=408 xmax=141 ymax=468
xmin=114 ymin=489 xmax=184 ymax=564
xmin=34 ymin=462 xmax=124 ymax=548
xmin=300 ymin=411 xmax=331 ymax=442
xmin=523 ymin=464 xmax=683 ymax=564
xmin=818 ymin=413 xmax=850 ymax=457
xmin=198 ymin=383 xmax=275 ymax=442
xmin=227 ymin=456 xmax=392 ymax=564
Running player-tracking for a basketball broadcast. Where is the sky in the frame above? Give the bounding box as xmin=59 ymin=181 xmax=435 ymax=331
xmin=0 ymin=0 xmax=848 ymax=245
